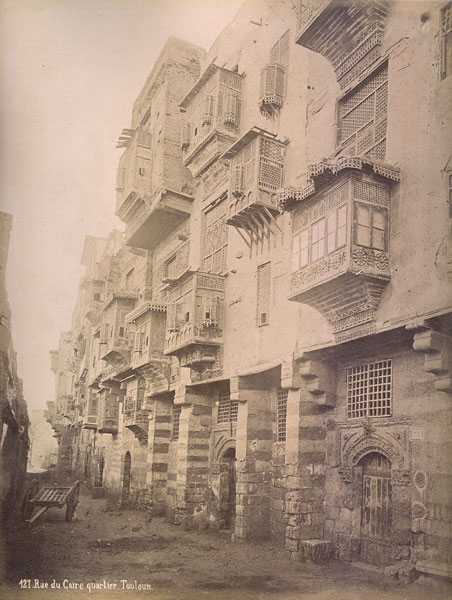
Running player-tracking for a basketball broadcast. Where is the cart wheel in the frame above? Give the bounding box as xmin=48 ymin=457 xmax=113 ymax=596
xmin=65 ymin=481 xmax=80 ymax=521
xmin=21 ymin=479 xmax=39 ymax=521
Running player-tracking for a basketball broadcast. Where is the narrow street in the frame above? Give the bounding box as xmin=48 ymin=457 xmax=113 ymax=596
xmin=2 ymin=485 xmax=450 ymax=600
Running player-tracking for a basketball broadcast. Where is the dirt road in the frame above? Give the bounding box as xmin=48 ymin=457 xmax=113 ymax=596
xmin=2 ymin=486 xmax=450 ymax=600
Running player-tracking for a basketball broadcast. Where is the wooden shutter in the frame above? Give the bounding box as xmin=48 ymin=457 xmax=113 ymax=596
xmin=259 ymin=136 xmax=285 ymax=192
xmin=166 ymin=304 xmax=176 ymax=332
xmin=223 ymin=92 xmax=239 ymax=127
xmin=202 ymin=94 xmax=214 ymax=126
xmin=257 ymin=262 xmax=271 ymax=326
xmin=116 ymin=167 xmax=126 ymax=190
xmin=270 ymin=30 xmax=289 ymax=67
xmin=260 ymin=64 xmax=285 ymax=104
xmin=338 ymin=63 xmax=388 ymax=159
xmin=232 ymin=163 xmax=244 ymax=197
xmin=127 ymin=327 xmax=135 ymax=349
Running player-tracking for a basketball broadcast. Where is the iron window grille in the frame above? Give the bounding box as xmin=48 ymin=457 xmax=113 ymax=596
xmin=347 ymin=359 xmax=392 ymax=419
xmin=277 ymin=389 xmax=288 ymax=442
xmin=217 ymin=393 xmax=239 ymax=423
xmin=257 ymin=262 xmax=271 ymax=326
xmin=172 ymin=406 xmax=181 ymax=441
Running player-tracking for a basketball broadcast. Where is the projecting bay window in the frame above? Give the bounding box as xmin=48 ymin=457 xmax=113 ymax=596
xmin=180 ymin=67 xmax=243 ymax=157
xmin=292 ymin=204 xmax=347 ymax=271
xmin=354 ymin=204 xmax=387 ymax=251
xmin=260 ymin=30 xmax=289 ymax=117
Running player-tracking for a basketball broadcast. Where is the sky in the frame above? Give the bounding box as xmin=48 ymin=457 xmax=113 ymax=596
xmin=0 ymin=0 xmax=245 ymax=410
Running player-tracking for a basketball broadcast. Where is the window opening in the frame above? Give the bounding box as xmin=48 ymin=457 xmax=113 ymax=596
xmin=277 ymin=389 xmax=288 ymax=442
xmin=172 ymin=406 xmax=181 ymax=441
xmin=354 ymin=204 xmax=387 ymax=250
xmin=125 ymin=268 xmax=135 ymax=291
xmin=257 ymin=262 xmax=271 ymax=326
xmin=347 ymin=359 xmax=392 ymax=418
xmin=217 ymin=394 xmax=239 ymax=423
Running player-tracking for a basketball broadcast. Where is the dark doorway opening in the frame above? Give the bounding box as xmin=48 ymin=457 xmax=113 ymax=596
xmin=219 ymin=447 xmax=236 ymax=530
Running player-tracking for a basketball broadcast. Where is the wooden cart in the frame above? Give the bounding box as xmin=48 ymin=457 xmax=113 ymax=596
xmin=22 ymin=480 xmax=80 ymax=525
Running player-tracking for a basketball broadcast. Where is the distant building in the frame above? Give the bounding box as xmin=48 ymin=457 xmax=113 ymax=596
xmin=48 ymin=2 xmax=452 ymax=578
xmin=0 ymin=212 xmax=29 ymax=522
xmin=28 ymin=409 xmax=57 ymax=473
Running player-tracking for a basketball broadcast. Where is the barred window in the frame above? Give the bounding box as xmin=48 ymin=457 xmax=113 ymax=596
xmin=172 ymin=406 xmax=181 ymax=441
xmin=347 ymin=360 xmax=392 ymax=419
xmin=257 ymin=262 xmax=271 ymax=326
xmin=217 ymin=393 xmax=239 ymax=423
xmin=277 ymin=390 xmax=288 ymax=442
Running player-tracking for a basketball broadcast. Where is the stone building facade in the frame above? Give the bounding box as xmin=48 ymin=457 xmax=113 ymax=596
xmin=0 ymin=212 xmax=30 ymax=522
xmin=48 ymin=1 xmax=452 ymax=578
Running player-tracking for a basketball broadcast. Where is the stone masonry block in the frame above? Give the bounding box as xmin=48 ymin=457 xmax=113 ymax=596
xmin=285 ymin=538 xmax=300 ymax=553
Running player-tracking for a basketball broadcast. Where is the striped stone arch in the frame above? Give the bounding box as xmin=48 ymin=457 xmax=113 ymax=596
xmin=214 ymin=435 xmax=236 ymax=463
xmin=343 ymin=434 xmax=405 ymax=470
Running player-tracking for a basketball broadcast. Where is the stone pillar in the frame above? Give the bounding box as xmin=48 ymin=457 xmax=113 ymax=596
xmin=284 ymin=357 xmax=334 ymax=560
xmin=233 ymin=376 xmax=273 ymax=541
xmin=146 ymin=394 xmax=172 ymax=515
xmin=174 ymin=384 xmax=212 ymax=529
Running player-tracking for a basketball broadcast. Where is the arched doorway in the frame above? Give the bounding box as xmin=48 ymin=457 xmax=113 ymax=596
xmin=122 ymin=451 xmax=132 ymax=504
xmin=359 ymin=452 xmax=392 ymax=566
xmin=219 ymin=447 xmax=236 ymax=530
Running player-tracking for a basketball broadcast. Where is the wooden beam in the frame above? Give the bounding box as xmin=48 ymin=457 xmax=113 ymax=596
xmin=235 ymin=226 xmax=251 ymax=248
xmin=264 ymin=207 xmax=282 ymax=232
xmin=28 ymin=506 xmax=49 ymax=526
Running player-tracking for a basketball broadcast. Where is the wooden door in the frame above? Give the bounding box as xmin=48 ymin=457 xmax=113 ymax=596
xmin=360 ymin=452 xmax=392 ymax=566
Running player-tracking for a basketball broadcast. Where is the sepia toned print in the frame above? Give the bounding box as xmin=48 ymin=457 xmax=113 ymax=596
xmin=1 ymin=1 xmax=452 ymax=599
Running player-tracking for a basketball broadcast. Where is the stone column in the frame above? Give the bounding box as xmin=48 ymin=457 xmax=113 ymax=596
xmin=284 ymin=357 xmax=334 ymax=561
xmin=232 ymin=376 xmax=273 ymax=541
xmin=174 ymin=384 xmax=212 ymax=529
xmin=146 ymin=394 xmax=172 ymax=515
